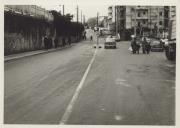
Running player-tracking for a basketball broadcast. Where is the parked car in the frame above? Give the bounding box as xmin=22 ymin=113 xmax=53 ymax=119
xmin=101 ymin=29 xmax=111 ymax=35
xmin=104 ymin=36 xmax=116 ymax=49
xmin=151 ymin=40 xmax=164 ymax=52
xmin=164 ymin=40 xmax=176 ymax=61
xmin=112 ymin=35 xmax=120 ymax=42
xmin=165 ymin=18 xmax=176 ymax=60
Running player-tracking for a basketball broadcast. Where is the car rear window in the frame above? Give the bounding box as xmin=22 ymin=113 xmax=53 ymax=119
xmin=106 ymin=38 xmax=115 ymax=42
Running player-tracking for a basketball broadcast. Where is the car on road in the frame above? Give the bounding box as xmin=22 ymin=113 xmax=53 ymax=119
xmin=112 ymin=35 xmax=120 ymax=42
xmin=101 ymin=29 xmax=111 ymax=36
xmin=161 ymin=38 xmax=168 ymax=46
xmin=151 ymin=40 xmax=164 ymax=52
xmin=104 ymin=36 xmax=116 ymax=49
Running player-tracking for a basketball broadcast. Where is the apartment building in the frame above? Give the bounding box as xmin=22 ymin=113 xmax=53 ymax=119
xmin=4 ymin=5 xmax=54 ymax=21
xmin=107 ymin=6 xmax=115 ymax=31
xmin=108 ymin=6 xmax=172 ymax=40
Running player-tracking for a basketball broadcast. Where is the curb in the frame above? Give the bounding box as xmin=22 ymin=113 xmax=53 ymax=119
xmin=4 ymin=45 xmax=72 ymax=62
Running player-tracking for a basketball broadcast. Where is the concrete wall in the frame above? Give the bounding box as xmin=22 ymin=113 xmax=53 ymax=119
xmin=4 ymin=9 xmax=83 ymax=55
xmin=4 ymin=12 xmax=54 ymax=55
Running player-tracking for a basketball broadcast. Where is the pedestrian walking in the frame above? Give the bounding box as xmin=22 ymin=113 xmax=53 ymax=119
xmin=131 ymin=35 xmax=139 ymax=54
xmin=90 ymin=35 xmax=93 ymax=41
xmin=142 ymin=37 xmax=151 ymax=54
xmin=54 ymin=37 xmax=58 ymax=48
xmin=68 ymin=36 xmax=71 ymax=45
xmin=44 ymin=35 xmax=48 ymax=49
xmin=83 ymin=31 xmax=87 ymax=40
xmin=48 ymin=36 xmax=53 ymax=49
xmin=142 ymin=37 xmax=147 ymax=54
xmin=62 ymin=37 xmax=65 ymax=47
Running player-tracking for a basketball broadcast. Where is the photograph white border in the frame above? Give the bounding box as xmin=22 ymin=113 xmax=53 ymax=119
xmin=1 ymin=0 xmax=179 ymax=128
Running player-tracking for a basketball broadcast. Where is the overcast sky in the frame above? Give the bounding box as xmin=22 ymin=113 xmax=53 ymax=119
xmin=42 ymin=5 xmax=108 ymax=22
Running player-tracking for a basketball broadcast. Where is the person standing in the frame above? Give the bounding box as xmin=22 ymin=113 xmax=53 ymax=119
xmin=44 ymin=35 xmax=48 ymax=49
xmin=68 ymin=36 xmax=71 ymax=45
xmin=47 ymin=36 xmax=52 ymax=49
xmin=142 ymin=37 xmax=147 ymax=54
xmin=90 ymin=35 xmax=93 ymax=41
xmin=131 ymin=36 xmax=138 ymax=54
xmin=49 ymin=37 xmax=52 ymax=49
xmin=62 ymin=37 xmax=65 ymax=47
xmin=84 ymin=31 xmax=86 ymax=40
xmin=54 ymin=37 xmax=58 ymax=48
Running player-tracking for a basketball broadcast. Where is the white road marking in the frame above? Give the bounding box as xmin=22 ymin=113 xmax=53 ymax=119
xmin=121 ymin=83 xmax=131 ymax=87
xmin=114 ymin=115 xmax=123 ymax=121
xmin=100 ymin=106 xmax=105 ymax=111
xmin=164 ymin=80 xmax=175 ymax=83
xmin=59 ymin=49 xmax=97 ymax=124
xmin=165 ymin=64 xmax=175 ymax=68
xmin=116 ymin=78 xmax=126 ymax=82
xmin=158 ymin=79 xmax=175 ymax=83
xmin=115 ymin=78 xmax=131 ymax=87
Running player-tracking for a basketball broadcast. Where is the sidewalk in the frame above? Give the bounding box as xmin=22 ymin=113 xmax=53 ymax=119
xmin=4 ymin=45 xmax=72 ymax=62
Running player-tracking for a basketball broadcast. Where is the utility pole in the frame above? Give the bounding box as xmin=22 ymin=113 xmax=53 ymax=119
xmin=157 ymin=7 xmax=159 ymax=37
xmin=97 ymin=12 xmax=99 ymax=27
xmin=115 ymin=6 xmax=118 ymax=35
xmin=150 ymin=6 xmax=152 ymax=37
xmin=77 ymin=5 xmax=79 ymax=23
xmin=83 ymin=15 xmax=85 ymax=24
xmin=81 ymin=10 xmax=82 ymax=23
xmin=97 ymin=12 xmax=99 ymax=48
xmin=134 ymin=7 xmax=137 ymax=36
xmin=115 ymin=6 xmax=116 ymax=35
xmin=63 ymin=5 xmax=64 ymax=15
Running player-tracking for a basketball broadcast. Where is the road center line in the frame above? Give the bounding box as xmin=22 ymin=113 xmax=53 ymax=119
xmin=59 ymin=49 xmax=97 ymax=124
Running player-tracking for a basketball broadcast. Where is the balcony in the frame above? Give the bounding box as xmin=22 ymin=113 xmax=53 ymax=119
xmin=136 ymin=16 xmax=148 ymax=19
xmin=108 ymin=6 xmax=113 ymax=10
xmin=135 ymin=6 xmax=148 ymax=10
xmin=108 ymin=15 xmax=112 ymax=20
xmin=108 ymin=6 xmax=113 ymax=12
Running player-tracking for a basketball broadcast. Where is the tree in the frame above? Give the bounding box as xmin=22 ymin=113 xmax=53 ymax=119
xmin=50 ymin=10 xmax=84 ymax=37
xmin=87 ymin=17 xmax=97 ymax=28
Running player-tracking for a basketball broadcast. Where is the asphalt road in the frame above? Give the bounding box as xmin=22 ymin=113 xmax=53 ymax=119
xmin=4 ymin=36 xmax=175 ymax=125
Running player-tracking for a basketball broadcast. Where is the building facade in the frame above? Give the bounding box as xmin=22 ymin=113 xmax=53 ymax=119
xmin=107 ymin=6 xmax=115 ymax=31
xmin=4 ymin=5 xmax=54 ymax=21
xmin=108 ymin=6 xmax=173 ymax=40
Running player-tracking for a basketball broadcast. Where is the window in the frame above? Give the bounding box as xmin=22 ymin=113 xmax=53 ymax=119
xmin=138 ymin=12 xmax=140 ymax=17
xmin=143 ymin=11 xmax=146 ymax=15
xmin=159 ymin=21 xmax=162 ymax=25
xmin=138 ymin=22 xmax=141 ymax=27
xmin=159 ymin=12 xmax=162 ymax=16
xmin=143 ymin=20 xmax=146 ymax=24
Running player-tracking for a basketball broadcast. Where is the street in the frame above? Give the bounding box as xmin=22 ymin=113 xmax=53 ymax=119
xmin=4 ymin=35 xmax=175 ymax=125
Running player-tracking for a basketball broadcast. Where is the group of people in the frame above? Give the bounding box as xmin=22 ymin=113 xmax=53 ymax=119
xmin=131 ymin=36 xmax=151 ymax=54
xmin=44 ymin=35 xmax=72 ymax=49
